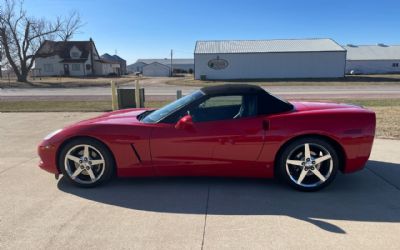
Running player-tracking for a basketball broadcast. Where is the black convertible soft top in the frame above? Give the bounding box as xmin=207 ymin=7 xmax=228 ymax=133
xmin=201 ymin=84 xmax=265 ymax=96
xmin=201 ymin=84 xmax=294 ymax=115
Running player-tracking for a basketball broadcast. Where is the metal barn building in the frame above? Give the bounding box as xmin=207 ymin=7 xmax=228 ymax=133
xmin=344 ymin=44 xmax=400 ymax=74
xmin=142 ymin=62 xmax=170 ymax=77
xmin=194 ymin=39 xmax=346 ymax=80
xmin=127 ymin=58 xmax=194 ymax=75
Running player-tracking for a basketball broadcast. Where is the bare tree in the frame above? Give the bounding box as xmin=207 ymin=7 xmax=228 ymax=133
xmin=0 ymin=46 xmax=3 ymax=77
xmin=59 ymin=11 xmax=84 ymax=41
xmin=0 ymin=0 xmax=83 ymax=82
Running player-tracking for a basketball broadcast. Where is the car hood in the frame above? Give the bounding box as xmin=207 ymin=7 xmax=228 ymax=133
xmin=74 ymin=108 xmax=152 ymax=126
xmin=290 ymin=101 xmax=362 ymax=112
xmin=45 ymin=108 xmax=155 ymax=145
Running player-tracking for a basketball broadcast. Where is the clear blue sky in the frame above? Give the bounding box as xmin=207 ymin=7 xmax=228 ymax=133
xmin=25 ymin=0 xmax=400 ymax=64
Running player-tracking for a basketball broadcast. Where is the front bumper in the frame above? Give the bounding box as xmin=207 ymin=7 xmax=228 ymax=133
xmin=38 ymin=140 xmax=59 ymax=174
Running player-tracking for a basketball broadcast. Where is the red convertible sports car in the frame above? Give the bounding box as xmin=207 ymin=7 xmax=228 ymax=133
xmin=38 ymin=84 xmax=376 ymax=191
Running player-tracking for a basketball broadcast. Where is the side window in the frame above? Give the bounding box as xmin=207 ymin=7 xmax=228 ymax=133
xmin=190 ymin=95 xmax=256 ymax=123
xmin=200 ymin=95 xmax=242 ymax=108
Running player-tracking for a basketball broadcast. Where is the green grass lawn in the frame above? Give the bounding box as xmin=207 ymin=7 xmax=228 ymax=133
xmin=167 ymin=75 xmax=400 ymax=87
xmin=0 ymin=100 xmax=171 ymax=112
xmin=0 ymin=75 xmax=140 ymax=88
xmin=0 ymin=101 xmax=113 ymax=112
xmin=3 ymin=98 xmax=396 ymax=112
xmin=309 ymin=98 xmax=400 ymax=107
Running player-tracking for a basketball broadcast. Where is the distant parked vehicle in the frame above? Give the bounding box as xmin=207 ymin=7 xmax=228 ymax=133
xmin=349 ymin=69 xmax=362 ymax=75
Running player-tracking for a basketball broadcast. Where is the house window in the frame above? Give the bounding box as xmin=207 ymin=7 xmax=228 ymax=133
xmin=43 ymin=64 xmax=54 ymax=73
xmin=392 ymin=63 xmax=399 ymax=67
xmin=71 ymin=64 xmax=81 ymax=71
xmin=86 ymin=64 xmax=91 ymax=70
xmin=71 ymin=52 xmax=80 ymax=58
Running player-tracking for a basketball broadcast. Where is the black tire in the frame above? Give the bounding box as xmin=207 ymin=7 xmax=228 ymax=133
xmin=59 ymin=138 xmax=115 ymax=187
xmin=276 ymin=137 xmax=339 ymax=192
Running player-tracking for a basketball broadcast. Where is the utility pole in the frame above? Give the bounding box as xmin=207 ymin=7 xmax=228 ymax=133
xmin=170 ymin=49 xmax=173 ymax=77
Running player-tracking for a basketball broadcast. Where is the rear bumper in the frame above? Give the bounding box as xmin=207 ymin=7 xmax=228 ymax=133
xmin=342 ymin=136 xmax=374 ymax=173
xmin=343 ymin=156 xmax=370 ymax=173
xmin=38 ymin=140 xmax=59 ymax=174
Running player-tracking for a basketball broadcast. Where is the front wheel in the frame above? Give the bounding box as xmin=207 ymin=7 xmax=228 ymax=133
xmin=277 ymin=137 xmax=339 ymax=191
xmin=59 ymin=138 xmax=115 ymax=187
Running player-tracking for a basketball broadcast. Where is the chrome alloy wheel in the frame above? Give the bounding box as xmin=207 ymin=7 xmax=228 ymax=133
xmin=64 ymin=144 xmax=106 ymax=184
xmin=285 ymin=143 xmax=333 ymax=188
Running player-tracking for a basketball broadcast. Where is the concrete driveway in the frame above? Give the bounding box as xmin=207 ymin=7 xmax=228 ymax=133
xmin=1 ymin=113 xmax=399 ymax=249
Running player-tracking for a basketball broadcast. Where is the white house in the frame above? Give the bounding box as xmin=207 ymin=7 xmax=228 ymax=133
xmin=142 ymin=62 xmax=171 ymax=77
xmin=34 ymin=39 xmax=120 ymax=76
xmin=194 ymin=39 xmax=346 ymax=80
xmin=344 ymin=44 xmax=400 ymax=74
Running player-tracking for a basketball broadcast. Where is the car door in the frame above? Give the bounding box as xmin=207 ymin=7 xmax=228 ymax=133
xmin=150 ymin=122 xmax=217 ymax=176
xmin=191 ymin=116 xmax=267 ymax=177
xmin=150 ymin=94 xmax=268 ymax=177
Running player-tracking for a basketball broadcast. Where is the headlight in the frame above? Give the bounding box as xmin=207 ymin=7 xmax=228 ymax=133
xmin=44 ymin=129 xmax=62 ymax=140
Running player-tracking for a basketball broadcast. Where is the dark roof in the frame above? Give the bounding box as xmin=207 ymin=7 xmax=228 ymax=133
xmin=112 ymin=54 xmax=126 ymax=62
xmin=96 ymin=59 xmax=120 ymax=64
xmin=201 ymin=84 xmax=266 ymax=96
xmin=36 ymin=40 xmax=94 ymax=59
xmin=101 ymin=53 xmax=126 ymax=63
xmin=101 ymin=53 xmax=115 ymax=61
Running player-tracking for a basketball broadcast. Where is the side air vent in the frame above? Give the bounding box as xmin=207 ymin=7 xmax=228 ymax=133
xmin=130 ymin=144 xmax=142 ymax=163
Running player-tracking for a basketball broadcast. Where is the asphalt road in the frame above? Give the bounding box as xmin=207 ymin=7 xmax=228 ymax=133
xmin=2 ymin=84 xmax=400 ymax=100
xmin=1 ymin=112 xmax=400 ymax=249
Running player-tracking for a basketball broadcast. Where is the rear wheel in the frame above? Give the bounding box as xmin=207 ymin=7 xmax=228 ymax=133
xmin=277 ymin=137 xmax=339 ymax=191
xmin=59 ymin=138 xmax=114 ymax=187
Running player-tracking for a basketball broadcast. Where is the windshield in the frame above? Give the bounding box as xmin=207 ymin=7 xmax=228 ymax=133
xmin=142 ymin=90 xmax=205 ymax=123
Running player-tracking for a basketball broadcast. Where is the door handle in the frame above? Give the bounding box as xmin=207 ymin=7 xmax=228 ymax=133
xmin=262 ymin=120 xmax=270 ymax=131
xmin=218 ymin=138 xmax=235 ymax=145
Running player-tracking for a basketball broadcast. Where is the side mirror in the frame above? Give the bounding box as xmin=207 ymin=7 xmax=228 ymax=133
xmin=175 ymin=115 xmax=194 ymax=131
